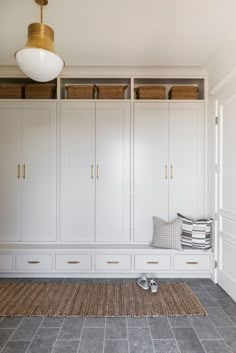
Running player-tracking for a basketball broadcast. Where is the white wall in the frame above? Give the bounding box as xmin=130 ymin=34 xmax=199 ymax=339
xmin=206 ymin=22 xmax=236 ymax=91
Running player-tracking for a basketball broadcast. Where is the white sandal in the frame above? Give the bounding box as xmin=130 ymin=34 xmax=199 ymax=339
xmin=149 ymin=279 xmax=158 ymax=293
xmin=137 ymin=276 xmax=149 ymax=290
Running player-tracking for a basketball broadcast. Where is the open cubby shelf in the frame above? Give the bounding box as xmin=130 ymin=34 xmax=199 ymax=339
xmin=0 ymin=76 xmax=205 ymax=100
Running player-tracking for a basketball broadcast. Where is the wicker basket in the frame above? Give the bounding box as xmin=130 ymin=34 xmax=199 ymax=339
xmin=66 ymin=85 xmax=95 ymax=99
xmin=25 ymin=84 xmax=56 ymax=99
xmin=0 ymin=84 xmax=23 ymax=99
xmin=95 ymin=85 xmax=128 ymax=99
xmin=169 ymin=86 xmax=199 ymax=99
xmin=136 ymin=86 xmax=166 ymax=99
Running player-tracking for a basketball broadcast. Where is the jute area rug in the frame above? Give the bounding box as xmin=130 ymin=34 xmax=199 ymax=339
xmin=0 ymin=281 xmax=207 ymax=317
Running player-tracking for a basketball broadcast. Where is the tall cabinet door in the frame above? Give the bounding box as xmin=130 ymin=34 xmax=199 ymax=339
xmin=60 ymin=102 xmax=95 ymax=242
xmin=0 ymin=102 xmax=21 ymax=241
xmin=21 ymin=102 xmax=56 ymax=241
xmin=134 ymin=102 xmax=169 ymax=242
xmin=169 ymin=102 xmax=205 ymax=220
xmin=96 ymin=102 xmax=131 ymax=242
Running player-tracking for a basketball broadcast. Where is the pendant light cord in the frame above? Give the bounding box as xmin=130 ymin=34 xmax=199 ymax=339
xmin=40 ymin=1 xmax=43 ymax=23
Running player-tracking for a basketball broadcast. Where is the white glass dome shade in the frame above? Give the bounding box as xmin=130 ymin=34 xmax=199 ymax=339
xmin=15 ymin=22 xmax=64 ymax=82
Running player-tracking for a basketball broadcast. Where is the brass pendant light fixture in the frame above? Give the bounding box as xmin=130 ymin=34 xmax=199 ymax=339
xmin=15 ymin=0 xmax=65 ymax=82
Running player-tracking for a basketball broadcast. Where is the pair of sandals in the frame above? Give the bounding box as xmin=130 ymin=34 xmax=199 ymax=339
xmin=137 ymin=277 xmax=158 ymax=293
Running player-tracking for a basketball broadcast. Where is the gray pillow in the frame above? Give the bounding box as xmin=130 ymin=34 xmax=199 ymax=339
xmin=151 ymin=216 xmax=182 ymax=250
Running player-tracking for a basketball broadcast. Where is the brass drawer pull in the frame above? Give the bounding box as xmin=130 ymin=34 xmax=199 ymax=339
xmin=23 ymin=164 xmax=26 ymax=179
xmin=96 ymin=164 xmax=99 ymax=179
xmin=170 ymin=165 xmax=173 ymax=179
xmin=107 ymin=261 xmax=119 ymax=264
xmin=165 ymin=165 xmax=167 ymax=179
xmin=91 ymin=164 xmax=94 ymax=179
xmin=67 ymin=261 xmax=80 ymax=264
xmin=146 ymin=261 xmax=159 ymax=264
xmin=17 ymin=164 xmax=20 ymax=179
xmin=27 ymin=261 xmax=40 ymax=264
xmin=186 ymin=261 xmax=199 ymax=265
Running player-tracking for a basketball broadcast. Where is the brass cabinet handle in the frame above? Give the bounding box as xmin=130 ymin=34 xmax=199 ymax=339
xmin=17 ymin=164 xmax=20 ymax=179
xmin=186 ymin=261 xmax=199 ymax=265
xmin=96 ymin=165 xmax=99 ymax=179
xmin=107 ymin=261 xmax=119 ymax=264
xmin=67 ymin=261 xmax=80 ymax=264
xmin=23 ymin=164 xmax=26 ymax=179
xmin=91 ymin=164 xmax=94 ymax=179
xmin=146 ymin=261 xmax=159 ymax=264
xmin=27 ymin=261 xmax=40 ymax=264
xmin=170 ymin=165 xmax=173 ymax=179
xmin=165 ymin=165 xmax=168 ymax=179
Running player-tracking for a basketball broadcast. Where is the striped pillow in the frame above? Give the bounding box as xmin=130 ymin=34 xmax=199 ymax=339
xmin=177 ymin=213 xmax=213 ymax=249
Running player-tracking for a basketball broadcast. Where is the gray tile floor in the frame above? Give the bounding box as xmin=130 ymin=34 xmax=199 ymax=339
xmin=0 ymin=278 xmax=236 ymax=353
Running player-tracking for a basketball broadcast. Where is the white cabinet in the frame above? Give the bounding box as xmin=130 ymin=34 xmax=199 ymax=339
xmin=0 ymin=102 xmax=21 ymax=241
xmin=21 ymin=102 xmax=56 ymax=242
xmin=169 ymin=102 xmax=205 ymax=220
xmin=60 ymin=101 xmax=131 ymax=243
xmin=60 ymin=102 xmax=95 ymax=242
xmin=134 ymin=101 xmax=205 ymax=242
xmin=96 ymin=102 xmax=131 ymax=242
xmin=134 ymin=102 xmax=169 ymax=242
xmin=0 ymin=102 xmax=57 ymax=242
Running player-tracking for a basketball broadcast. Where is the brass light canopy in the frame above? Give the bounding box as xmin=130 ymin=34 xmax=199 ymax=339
xmin=15 ymin=0 xmax=64 ymax=82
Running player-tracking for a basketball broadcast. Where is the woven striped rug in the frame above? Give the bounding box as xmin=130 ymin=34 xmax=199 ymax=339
xmin=0 ymin=281 xmax=207 ymax=317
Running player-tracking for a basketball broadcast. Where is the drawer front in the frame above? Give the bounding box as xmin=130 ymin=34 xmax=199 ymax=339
xmin=0 ymin=254 xmax=13 ymax=271
xmin=174 ymin=254 xmax=211 ymax=271
xmin=56 ymin=255 xmax=92 ymax=271
xmin=15 ymin=254 xmax=52 ymax=271
xmin=95 ymin=255 xmax=131 ymax=271
xmin=135 ymin=255 xmax=171 ymax=271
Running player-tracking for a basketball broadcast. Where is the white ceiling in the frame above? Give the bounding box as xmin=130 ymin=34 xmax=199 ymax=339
xmin=0 ymin=0 xmax=235 ymax=67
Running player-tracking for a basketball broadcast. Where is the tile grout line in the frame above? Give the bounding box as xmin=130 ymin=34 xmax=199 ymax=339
xmin=206 ymin=312 xmax=235 ymax=349
xmin=188 ymin=316 xmax=208 ymax=353
xmin=126 ymin=317 xmax=130 ymax=353
xmin=102 ymin=317 xmax=106 ymax=353
xmin=167 ymin=317 xmax=181 ymax=353
xmin=146 ymin=318 xmax=156 ymax=353
xmin=24 ymin=317 xmax=45 ymax=353
xmin=0 ymin=318 xmax=24 ymax=353
xmin=50 ymin=317 xmax=65 ymax=353
xmin=76 ymin=318 xmax=86 ymax=353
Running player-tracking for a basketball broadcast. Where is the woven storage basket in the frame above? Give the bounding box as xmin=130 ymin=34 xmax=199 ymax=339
xmin=136 ymin=86 xmax=166 ymax=99
xmin=95 ymin=85 xmax=128 ymax=99
xmin=66 ymin=85 xmax=95 ymax=99
xmin=169 ymin=86 xmax=199 ymax=99
xmin=25 ymin=84 xmax=56 ymax=99
xmin=0 ymin=84 xmax=23 ymax=99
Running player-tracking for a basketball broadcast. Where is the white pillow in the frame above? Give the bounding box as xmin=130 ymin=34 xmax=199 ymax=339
xmin=151 ymin=216 xmax=182 ymax=250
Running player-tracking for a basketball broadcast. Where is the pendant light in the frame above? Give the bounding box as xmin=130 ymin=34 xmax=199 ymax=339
xmin=15 ymin=0 xmax=64 ymax=82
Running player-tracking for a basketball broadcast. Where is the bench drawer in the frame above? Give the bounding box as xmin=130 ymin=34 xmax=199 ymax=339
xmin=56 ymin=254 xmax=92 ymax=271
xmin=15 ymin=254 xmax=52 ymax=271
xmin=174 ymin=254 xmax=211 ymax=271
xmin=95 ymin=255 xmax=131 ymax=271
xmin=135 ymin=255 xmax=171 ymax=271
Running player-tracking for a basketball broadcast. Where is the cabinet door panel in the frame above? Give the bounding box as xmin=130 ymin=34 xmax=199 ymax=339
xmin=96 ymin=102 xmax=130 ymax=242
xmin=0 ymin=103 xmax=21 ymax=241
xmin=169 ymin=102 xmax=205 ymax=220
xmin=21 ymin=102 xmax=56 ymax=241
xmin=134 ymin=103 xmax=169 ymax=242
xmin=60 ymin=102 xmax=95 ymax=242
